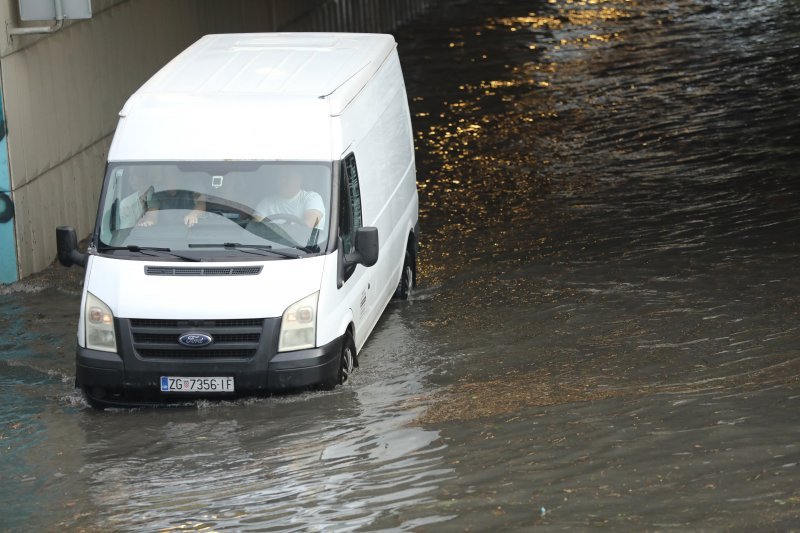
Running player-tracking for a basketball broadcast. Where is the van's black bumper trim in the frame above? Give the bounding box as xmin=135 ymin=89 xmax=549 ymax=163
xmin=268 ymin=338 xmax=342 ymax=390
xmin=75 ymin=336 xmax=342 ymax=405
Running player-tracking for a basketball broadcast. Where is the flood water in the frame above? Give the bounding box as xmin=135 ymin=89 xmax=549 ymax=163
xmin=2 ymin=0 xmax=800 ymax=530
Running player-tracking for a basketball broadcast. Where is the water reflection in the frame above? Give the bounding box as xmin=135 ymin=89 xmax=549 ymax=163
xmin=57 ymin=308 xmax=453 ymax=530
xmin=403 ymin=0 xmax=800 ymax=380
xmin=0 ymin=284 xmax=86 ymax=530
xmin=399 ymin=2 xmax=800 ymax=525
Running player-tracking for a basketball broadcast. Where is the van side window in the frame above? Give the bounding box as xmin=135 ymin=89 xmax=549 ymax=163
xmin=339 ymin=153 xmax=363 ymax=253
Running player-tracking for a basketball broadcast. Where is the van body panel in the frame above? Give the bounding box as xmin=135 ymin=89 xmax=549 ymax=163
xmin=334 ymin=49 xmax=417 ymax=349
xmin=109 ymin=97 xmax=333 ymax=162
xmin=316 ymin=251 xmax=356 ymax=347
xmin=71 ymin=33 xmax=418 ymax=405
xmin=110 ymin=33 xmax=396 ymax=164
xmin=85 ymin=255 xmax=324 ymax=321
xmin=122 ymin=33 xmax=396 ymax=112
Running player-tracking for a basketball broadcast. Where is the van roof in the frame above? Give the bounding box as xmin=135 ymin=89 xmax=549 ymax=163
xmin=120 ymin=33 xmax=397 ymax=118
xmin=111 ymin=33 xmax=399 ymax=162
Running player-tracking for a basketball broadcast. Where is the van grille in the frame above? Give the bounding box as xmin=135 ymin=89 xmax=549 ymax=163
xmin=144 ymin=266 xmax=263 ymax=276
xmin=133 ymin=333 xmax=261 ymax=344
xmin=127 ymin=318 xmax=264 ymax=360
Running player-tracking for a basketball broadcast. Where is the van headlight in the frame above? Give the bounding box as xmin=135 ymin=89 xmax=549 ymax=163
xmin=86 ymin=292 xmax=117 ymax=352
xmin=279 ymin=292 xmax=318 ymax=352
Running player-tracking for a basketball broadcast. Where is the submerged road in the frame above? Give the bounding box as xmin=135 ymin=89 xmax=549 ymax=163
xmin=2 ymin=0 xmax=799 ymax=529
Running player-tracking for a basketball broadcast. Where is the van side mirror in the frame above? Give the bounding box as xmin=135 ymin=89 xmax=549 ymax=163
xmin=351 ymin=226 xmax=379 ymax=267
xmin=56 ymin=226 xmax=88 ymax=268
xmin=338 ymin=227 xmax=379 ymax=289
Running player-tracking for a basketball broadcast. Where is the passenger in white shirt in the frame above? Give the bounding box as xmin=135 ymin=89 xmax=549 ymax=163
xmin=254 ymin=171 xmax=325 ymax=229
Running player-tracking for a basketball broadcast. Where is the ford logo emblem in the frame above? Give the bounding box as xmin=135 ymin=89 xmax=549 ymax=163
xmin=178 ymin=332 xmax=214 ymax=347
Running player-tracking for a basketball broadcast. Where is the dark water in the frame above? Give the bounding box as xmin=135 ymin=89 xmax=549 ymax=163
xmin=2 ymin=0 xmax=800 ymax=529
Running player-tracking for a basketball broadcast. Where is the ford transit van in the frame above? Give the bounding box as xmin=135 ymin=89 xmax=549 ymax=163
xmin=56 ymin=33 xmax=419 ymax=408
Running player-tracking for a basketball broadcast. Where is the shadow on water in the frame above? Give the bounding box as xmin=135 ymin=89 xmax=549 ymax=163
xmin=2 ymin=0 xmax=800 ymax=529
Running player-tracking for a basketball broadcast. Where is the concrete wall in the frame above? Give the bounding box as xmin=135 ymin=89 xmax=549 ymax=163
xmin=0 ymin=0 xmax=433 ymax=281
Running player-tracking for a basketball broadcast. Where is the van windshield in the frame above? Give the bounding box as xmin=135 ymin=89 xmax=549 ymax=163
xmin=97 ymin=161 xmax=332 ymax=259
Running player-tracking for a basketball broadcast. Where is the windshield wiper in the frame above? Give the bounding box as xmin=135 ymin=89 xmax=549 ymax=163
xmin=292 ymin=244 xmax=320 ymax=254
xmin=188 ymin=242 xmax=300 ymax=259
xmin=98 ymin=244 xmax=201 ymax=262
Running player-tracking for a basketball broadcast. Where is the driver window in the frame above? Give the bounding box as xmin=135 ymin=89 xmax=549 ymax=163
xmin=339 ymin=153 xmax=363 ymax=254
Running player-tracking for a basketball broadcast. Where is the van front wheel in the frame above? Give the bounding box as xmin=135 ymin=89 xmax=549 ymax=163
xmin=394 ymin=251 xmax=414 ymax=300
xmin=322 ymin=332 xmax=356 ymax=390
xmin=340 ymin=334 xmax=355 ymax=384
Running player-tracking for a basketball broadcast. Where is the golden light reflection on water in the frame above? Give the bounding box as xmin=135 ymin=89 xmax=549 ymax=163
xmin=402 ymin=0 xmax=797 ymax=426
xmin=491 ymin=3 xmax=632 ymax=31
xmin=413 ymin=0 xmax=635 ymax=289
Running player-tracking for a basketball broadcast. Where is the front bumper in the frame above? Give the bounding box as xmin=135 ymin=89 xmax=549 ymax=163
xmin=76 ymin=319 xmax=342 ymax=405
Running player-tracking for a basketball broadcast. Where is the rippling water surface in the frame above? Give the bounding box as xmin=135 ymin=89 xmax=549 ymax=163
xmin=2 ymin=0 xmax=799 ymax=530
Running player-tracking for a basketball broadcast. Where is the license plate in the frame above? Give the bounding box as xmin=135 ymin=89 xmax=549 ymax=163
xmin=160 ymin=376 xmax=234 ymax=393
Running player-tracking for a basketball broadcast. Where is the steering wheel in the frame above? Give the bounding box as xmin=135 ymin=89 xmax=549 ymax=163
xmin=264 ymin=213 xmax=306 ymax=227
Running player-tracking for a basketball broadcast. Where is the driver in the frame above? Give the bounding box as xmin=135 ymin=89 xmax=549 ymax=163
xmin=253 ymin=170 xmax=325 ymax=229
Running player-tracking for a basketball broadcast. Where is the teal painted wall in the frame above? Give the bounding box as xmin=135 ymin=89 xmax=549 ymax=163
xmin=0 ymin=83 xmax=17 ymax=284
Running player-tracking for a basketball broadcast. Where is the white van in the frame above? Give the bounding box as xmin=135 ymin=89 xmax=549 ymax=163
xmin=56 ymin=33 xmax=419 ymax=408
